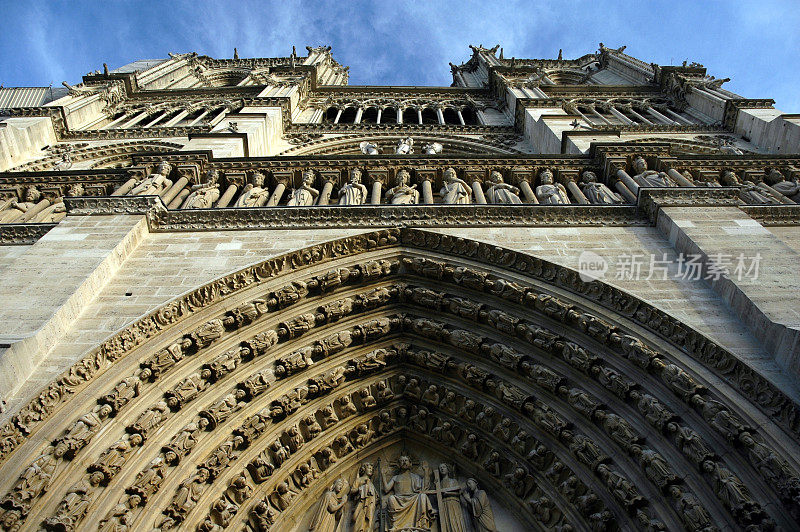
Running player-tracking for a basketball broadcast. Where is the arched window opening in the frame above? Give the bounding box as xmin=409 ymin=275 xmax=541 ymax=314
xmin=324 ymin=107 xmax=339 ymax=123
xmin=402 ymin=107 xmax=419 ymax=124
xmin=460 ymin=107 xmax=478 ymax=125
xmin=339 ymin=106 xmax=358 ymax=124
xmin=421 ymin=107 xmax=439 ymax=124
xmin=381 ymin=107 xmax=398 ymax=124
xmin=361 ymin=107 xmax=379 ymax=124
xmin=443 ymin=108 xmax=460 ymax=125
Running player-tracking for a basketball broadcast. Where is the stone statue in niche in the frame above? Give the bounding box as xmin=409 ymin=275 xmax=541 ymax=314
xmin=1 ymin=186 xmax=43 ymax=222
xmin=396 ymin=137 xmax=414 ymax=154
xmin=235 ymin=172 xmax=270 ymax=207
xmin=765 ymin=168 xmax=800 ymax=202
xmin=385 ymin=169 xmax=419 ymax=204
xmin=461 ymin=478 xmax=498 ymax=531
xmin=440 ymin=168 xmax=471 ymax=204
xmin=535 ymin=169 xmax=570 ymax=204
xmin=350 ymin=462 xmax=377 ymax=532
xmin=486 ymin=171 xmax=522 ymax=204
xmin=130 ymin=161 xmax=172 ymax=196
xmin=580 ymin=170 xmax=623 ymax=204
xmin=436 ymin=463 xmax=467 ymax=532
xmin=422 ymin=142 xmax=443 ymax=155
xmin=380 ymin=455 xmax=436 ymax=530
xmin=44 ymin=471 xmax=104 ymax=531
xmin=338 ymin=168 xmax=369 ymax=206
xmin=630 ymin=156 xmax=676 ymax=187
xmin=287 ymin=169 xmax=320 ymax=206
xmin=309 ymin=478 xmax=348 ymax=532
xmin=183 ymin=169 xmax=221 ymax=209
xmin=719 ymin=171 xmax=780 ymax=204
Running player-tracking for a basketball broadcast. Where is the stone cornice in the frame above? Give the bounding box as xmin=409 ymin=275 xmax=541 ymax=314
xmin=740 ymin=204 xmax=800 ymax=226
xmin=64 ymin=195 xmax=167 ymax=216
xmin=0 ymin=223 xmax=57 ymax=245
xmin=290 ymin=123 xmax=513 ymax=134
xmin=637 ymin=186 xmax=741 ymax=223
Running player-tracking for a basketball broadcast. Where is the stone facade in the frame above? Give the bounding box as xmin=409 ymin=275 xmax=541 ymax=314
xmin=0 ymin=44 xmax=799 ymax=531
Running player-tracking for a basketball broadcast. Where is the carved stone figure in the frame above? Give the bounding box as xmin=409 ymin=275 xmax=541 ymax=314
xmin=140 ymin=338 xmax=193 ymax=380
xmin=381 ymin=456 xmax=436 ymax=531
xmin=535 ymin=169 xmax=570 ymax=204
xmin=338 ymin=395 xmax=359 ymax=418
xmin=719 ymin=171 xmax=779 ymax=204
xmin=248 ymin=453 xmax=275 ymax=483
xmin=580 ymin=171 xmax=623 ymax=204
xmin=2 ymin=186 xmax=42 ymax=222
xmin=183 ymin=170 xmax=222 ymax=208
xmin=235 ymin=172 xmax=270 ymax=207
xmin=461 ymin=478 xmax=497 ymax=531
xmin=359 ymin=387 xmax=377 ymax=409
xmin=165 ymin=372 xmax=207 ymax=409
xmin=338 ymin=168 xmax=368 ymax=205
xmin=44 ymin=472 xmax=104 ymax=531
xmin=460 ymin=433 xmax=479 ymax=460
xmin=486 ymin=171 xmax=522 ymax=204
xmin=440 ymin=167 xmax=471 ymax=204
xmin=309 ymin=478 xmax=347 ymax=532
xmin=4 ymin=443 xmax=66 ymax=511
xmin=251 ymin=499 xmax=278 ymax=531
xmin=351 ymin=463 xmax=377 ymax=532
xmin=631 ymin=157 xmax=676 ymax=187
xmin=100 ymin=375 xmax=142 ymax=414
xmin=377 ymin=380 xmax=395 ymax=403
xmin=633 ymin=446 xmax=678 ymax=489
xmin=270 ymin=480 xmax=298 ymax=511
xmin=130 ymin=161 xmax=172 ymax=196
xmin=396 ymin=137 xmax=414 ymax=154
xmin=360 ymin=141 xmax=380 ymax=155
xmin=668 ymin=486 xmax=715 ymax=531
xmin=422 ymin=142 xmax=443 ymax=155
xmin=386 ymin=169 xmax=419 ymax=204
xmin=57 ymin=404 xmax=112 ymax=455
xmin=765 ymin=168 xmax=800 ymax=202
xmin=287 ymin=170 xmax=320 ymax=206
xmin=668 ymin=422 xmax=714 ymax=465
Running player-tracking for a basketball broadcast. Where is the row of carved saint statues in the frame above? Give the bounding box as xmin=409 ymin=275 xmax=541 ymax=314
xmin=3 ymin=156 xmax=800 ymax=223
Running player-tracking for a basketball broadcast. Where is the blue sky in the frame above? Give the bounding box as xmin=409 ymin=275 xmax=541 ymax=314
xmin=2 ymin=1 xmax=799 ymax=111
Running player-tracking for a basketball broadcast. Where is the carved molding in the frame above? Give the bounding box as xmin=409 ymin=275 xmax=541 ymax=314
xmin=0 ymin=224 xmax=56 ymax=245
xmin=637 ymin=186 xmax=742 ymax=223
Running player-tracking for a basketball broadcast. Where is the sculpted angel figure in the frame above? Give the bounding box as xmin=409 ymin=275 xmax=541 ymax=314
xmin=130 ymin=161 xmax=173 ymax=196
xmin=182 ymin=170 xmax=221 ymax=209
xmin=396 ymin=137 xmax=414 ymax=154
xmin=338 ymin=168 xmax=369 ymax=206
xmin=580 ymin=170 xmax=624 ymax=204
xmin=630 ymin=156 xmax=676 ymax=187
xmin=385 ymin=169 xmax=419 ymax=204
xmin=535 ymin=169 xmax=570 ymax=204
xmin=235 ymin=172 xmax=270 ymax=207
xmin=486 ymin=171 xmax=522 ymax=204
xmin=440 ymin=167 xmax=471 ymax=204
xmin=287 ymin=169 xmax=320 ymax=206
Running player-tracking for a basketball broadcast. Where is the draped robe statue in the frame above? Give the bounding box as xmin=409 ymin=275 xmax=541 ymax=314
xmin=385 ymin=170 xmax=419 ymax=204
xmin=309 ymin=478 xmax=347 ymax=532
xmin=535 ymin=170 xmax=570 ymax=204
xmin=288 ymin=170 xmax=320 ymax=206
xmin=720 ymin=171 xmax=780 ymax=204
xmin=580 ymin=171 xmax=623 ymax=204
xmin=350 ymin=463 xmax=377 ymax=532
xmin=440 ymin=168 xmax=471 ymax=204
xmin=338 ymin=169 xmax=368 ymax=206
xmin=766 ymin=169 xmax=800 ymax=202
xmin=486 ymin=171 xmax=521 ymax=204
xmin=438 ymin=464 xmax=467 ymax=532
xmin=381 ymin=456 xmax=436 ymax=531
xmin=461 ymin=478 xmax=497 ymax=531
xmin=631 ymin=156 xmax=676 ymax=187
xmin=183 ymin=170 xmax=221 ymax=209
xmin=235 ymin=172 xmax=270 ymax=207
xmin=130 ymin=161 xmax=172 ymax=196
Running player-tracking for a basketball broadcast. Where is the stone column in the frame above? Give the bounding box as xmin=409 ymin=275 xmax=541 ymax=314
xmin=370 ymin=180 xmax=383 ymax=205
xmin=111 ymin=178 xmax=138 ymax=196
xmin=417 ymin=172 xmax=435 ymax=204
xmin=162 ymin=177 xmax=190 ymax=206
xmin=317 ymin=171 xmax=338 ymax=205
xmin=616 ymin=167 xmax=640 ymax=194
xmin=215 ymin=184 xmax=239 ymax=208
xmin=471 ymin=181 xmax=487 ymax=204
xmin=168 ymin=188 xmax=191 ymax=209
xmin=267 ymin=170 xmax=292 ymax=206
xmin=511 ymin=170 xmax=538 ymax=204
xmin=614 ymin=180 xmax=637 ymax=203
xmin=667 ymin=168 xmax=696 ymax=187
xmin=16 ymin=199 xmax=51 ymax=222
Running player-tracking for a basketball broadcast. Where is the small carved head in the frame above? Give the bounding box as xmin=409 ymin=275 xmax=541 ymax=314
xmin=438 ymin=462 xmax=451 ymax=476
xmin=581 ymin=171 xmax=597 ymax=184
xmin=490 ymin=170 xmax=504 ymax=184
xmin=466 ymin=478 xmax=478 ymax=492
xmin=349 ymin=168 xmax=362 ymax=183
xmin=302 ymin=169 xmax=315 ymax=185
xmin=720 ymin=170 xmax=740 ymax=186
xmin=252 ymin=172 xmax=266 ymax=187
xmin=156 ymin=161 xmax=173 ymax=175
xmin=539 ymin=169 xmax=554 ymax=185
xmin=24 ymin=186 xmax=42 ymax=202
xmin=632 ymin=156 xmax=648 ymax=173
xmin=66 ymin=183 xmax=85 ymax=197
xmin=444 ymin=167 xmax=458 ymax=182
xmin=332 ymin=478 xmax=344 ymax=492
xmin=360 ymin=462 xmax=374 ymax=476
xmin=398 ymin=455 xmax=412 ymax=470
xmin=396 ymin=169 xmax=411 ymax=186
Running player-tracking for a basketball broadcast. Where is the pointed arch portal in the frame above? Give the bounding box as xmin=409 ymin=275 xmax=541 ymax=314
xmin=1 ymin=229 xmax=799 ymax=531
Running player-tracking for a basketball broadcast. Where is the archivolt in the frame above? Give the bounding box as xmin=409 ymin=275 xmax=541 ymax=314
xmin=1 ymin=229 xmax=799 ymax=531
xmin=278 ymin=133 xmax=519 ymax=156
